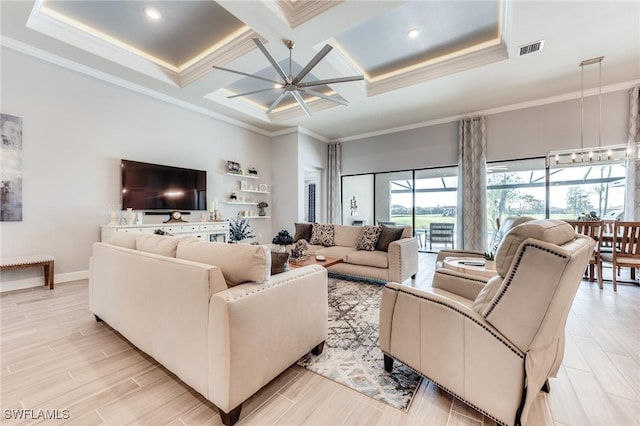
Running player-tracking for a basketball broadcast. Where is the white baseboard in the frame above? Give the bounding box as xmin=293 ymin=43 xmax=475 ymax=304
xmin=0 ymin=270 xmax=89 ymax=292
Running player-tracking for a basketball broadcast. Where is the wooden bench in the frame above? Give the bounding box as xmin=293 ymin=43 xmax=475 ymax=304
xmin=1 ymin=255 xmax=55 ymax=289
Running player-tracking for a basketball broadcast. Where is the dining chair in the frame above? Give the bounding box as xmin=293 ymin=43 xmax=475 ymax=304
xmin=599 ymin=221 xmax=640 ymax=291
xmin=429 ymin=222 xmax=455 ymax=250
xmin=564 ymin=220 xmax=603 ymax=289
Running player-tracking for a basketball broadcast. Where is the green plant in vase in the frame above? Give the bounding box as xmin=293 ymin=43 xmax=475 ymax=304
xmin=229 ymin=216 xmax=255 ymax=242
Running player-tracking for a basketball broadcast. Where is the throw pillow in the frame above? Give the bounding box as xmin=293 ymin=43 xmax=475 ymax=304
xmin=294 ymin=222 xmax=313 ymax=242
xmin=375 ymin=225 xmax=405 ymax=251
xmin=108 ymin=232 xmax=137 ymax=249
xmin=309 ymin=224 xmax=334 ymax=247
xmin=136 ymin=234 xmax=180 ymax=257
xmin=271 ymin=251 xmax=290 ymax=275
xmin=355 ymin=226 xmax=383 ymax=251
xmin=176 ymin=239 xmax=271 ymax=286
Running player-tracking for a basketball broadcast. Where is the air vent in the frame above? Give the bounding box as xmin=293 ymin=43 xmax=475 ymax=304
xmin=519 ymin=40 xmax=544 ymax=56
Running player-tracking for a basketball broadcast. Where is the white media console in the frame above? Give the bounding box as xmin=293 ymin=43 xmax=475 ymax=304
xmin=100 ymin=221 xmax=230 ymax=243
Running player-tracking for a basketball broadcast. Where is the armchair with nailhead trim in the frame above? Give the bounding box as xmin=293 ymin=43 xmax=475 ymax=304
xmin=379 ymin=220 xmax=593 ymax=426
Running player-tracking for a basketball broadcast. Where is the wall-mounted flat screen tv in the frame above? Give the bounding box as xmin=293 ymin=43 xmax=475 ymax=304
xmin=121 ymin=160 xmax=206 ymax=211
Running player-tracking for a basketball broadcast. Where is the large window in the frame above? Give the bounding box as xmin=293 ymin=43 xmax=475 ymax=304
xmin=547 ymin=163 xmax=626 ymax=220
xmin=486 ymin=158 xmax=546 ymax=240
xmin=341 ymin=157 xmax=629 ymax=253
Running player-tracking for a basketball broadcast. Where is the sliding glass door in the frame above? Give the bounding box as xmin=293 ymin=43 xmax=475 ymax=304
xmin=375 ymin=171 xmax=414 ymax=227
xmin=341 ymin=156 xmax=630 ymax=254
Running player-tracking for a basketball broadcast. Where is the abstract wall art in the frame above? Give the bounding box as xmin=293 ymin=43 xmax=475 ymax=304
xmin=1 ymin=113 xmax=23 ymax=221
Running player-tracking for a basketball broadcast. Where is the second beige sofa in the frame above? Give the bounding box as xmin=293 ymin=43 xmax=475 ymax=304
xmin=299 ymin=224 xmax=419 ymax=283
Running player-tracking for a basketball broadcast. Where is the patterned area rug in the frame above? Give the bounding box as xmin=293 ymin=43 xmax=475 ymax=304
xmin=297 ymin=278 xmax=422 ymax=411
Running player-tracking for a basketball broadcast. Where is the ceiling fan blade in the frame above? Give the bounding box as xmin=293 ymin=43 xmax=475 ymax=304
xmin=227 ymin=87 xmax=278 ymax=99
xmin=212 ymin=65 xmax=281 ymax=85
xmin=297 ymin=75 xmax=364 ymax=88
xmin=266 ymin=91 xmax=288 ymax=114
xmin=299 ymin=89 xmax=349 ymax=106
xmin=293 ymin=44 xmax=333 ymax=85
xmin=291 ymin=91 xmax=312 ymax=117
xmin=253 ymin=38 xmax=288 ymax=82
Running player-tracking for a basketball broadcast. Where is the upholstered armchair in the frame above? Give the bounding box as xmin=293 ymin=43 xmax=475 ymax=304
xmin=435 ymin=216 xmax=534 ymax=264
xmin=380 ymin=220 xmax=593 ymax=426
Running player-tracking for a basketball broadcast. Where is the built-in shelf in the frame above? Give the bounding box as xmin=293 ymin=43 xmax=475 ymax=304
xmin=239 ymin=190 xmax=270 ymax=194
xmin=225 ymin=173 xmax=259 ymax=179
xmin=224 ymin=201 xmax=257 ymax=205
xmin=242 ymin=216 xmax=270 ymax=219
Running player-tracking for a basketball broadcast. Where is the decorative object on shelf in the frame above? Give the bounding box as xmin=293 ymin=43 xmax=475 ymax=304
xmin=108 ymin=208 xmax=118 ymax=225
xmin=240 ymin=181 xmax=248 ymax=190
xmin=257 ymin=201 xmax=269 ymax=216
xmin=227 ymin=160 xmax=241 ymax=174
xmin=350 ymin=196 xmax=358 ymax=216
xmin=548 ymin=56 xmax=640 ymax=166
xmin=229 ymin=216 xmax=255 ymax=242
xmin=248 ymin=167 xmax=258 ymax=175
xmin=124 ymin=207 xmax=136 ymax=225
xmin=272 ymin=229 xmax=293 ymax=251
xmin=208 ymin=198 xmax=220 ymax=221
xmin=259 ymin=184 xmax=268 ymax=192
xmin=230 ymin=192 xmax=237 ymax=201
xmin=291 ymin=239 xmax=309 ymax=259
xmin=164 ymin=211 xmax=188 ymax=223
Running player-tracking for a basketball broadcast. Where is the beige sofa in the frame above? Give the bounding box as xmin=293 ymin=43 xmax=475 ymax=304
xmin=89 ymin=234 xmax=328 ymax=426
xmin=379 ymin=220 xmax=593 ymax=426
xmin=303 ymin=224 xmax=419 ymax=283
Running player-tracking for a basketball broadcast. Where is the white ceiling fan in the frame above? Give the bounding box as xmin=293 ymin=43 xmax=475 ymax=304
xmin=212 ymin=38 xmax=364 ymax=117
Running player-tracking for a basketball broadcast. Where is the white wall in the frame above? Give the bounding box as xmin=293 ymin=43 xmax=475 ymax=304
xmin=270 ymin=132 xmax=299 ymax=237
xmin=341 ymin=90 xmax=630 ymax=174
xmin=0 ymin=48 xmax=272 ymax=291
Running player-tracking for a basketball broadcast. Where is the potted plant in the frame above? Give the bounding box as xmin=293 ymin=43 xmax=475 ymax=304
xmin=272 ymin=230 xmax=293 ymax=251
xmin=229 ymin=216 xmax=255 ymax=242
xmin=257 ymin=201 xmax=269 ymax=216
xmin=483 ymin=251 xmax=496 ymax=270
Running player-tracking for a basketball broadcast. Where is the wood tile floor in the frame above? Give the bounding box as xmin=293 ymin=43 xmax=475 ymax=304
xmin=1 ymin=254 xmax=638 ymax=425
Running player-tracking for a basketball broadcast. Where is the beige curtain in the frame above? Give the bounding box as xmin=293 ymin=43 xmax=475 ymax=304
xmin=328 ymin=143 xmax=341 ymax=224
xmin=624 ymin=86 xmax=640 ymax=221
xmin=457 ymin=117 xmax=487 ymax=251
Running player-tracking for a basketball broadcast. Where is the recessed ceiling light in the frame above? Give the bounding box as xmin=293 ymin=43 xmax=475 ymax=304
xmin=407 ymin=28 xmax=420 ymax=39
xmin=144 ymin=7 xmax=162 ymax=21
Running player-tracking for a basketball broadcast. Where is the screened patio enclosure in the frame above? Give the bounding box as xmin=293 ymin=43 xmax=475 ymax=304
xmin=341 ymin=157 xmax=628 ymax=253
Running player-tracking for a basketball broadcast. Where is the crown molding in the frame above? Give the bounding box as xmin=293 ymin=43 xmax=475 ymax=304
xmin=1 ymin=36 xmax=272 ymax=137
xmin=27 ymin=0 xmax=261 ymax=89
xmin=277 ymin=0 xmax=342 ymax=28
xmin=368 ymin=40 xmax=508 ymax=97
xmin=178 ymin=30 xmax=263 ymax=87
xmin=27 ymin=1 xmax=180 ymax=86
xmin=298 ymin=127 xmax=330 ymax=142
xmin=334 ymin=79 xmax=640 ymax=143
xmin=205 ymin=90 xmax=273 ymax=123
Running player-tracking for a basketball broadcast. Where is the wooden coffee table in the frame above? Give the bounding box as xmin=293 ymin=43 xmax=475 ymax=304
xmin=289 ymin=255 xmax=343 ymax=269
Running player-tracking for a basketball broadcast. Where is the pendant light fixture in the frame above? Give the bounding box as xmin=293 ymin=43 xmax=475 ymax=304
xmin=548 ymin=56 xmax=640 ymax=166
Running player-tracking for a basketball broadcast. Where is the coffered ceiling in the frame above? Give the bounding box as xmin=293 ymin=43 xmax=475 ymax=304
xmin=1 ymin=1 xmax=638 ymax=140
